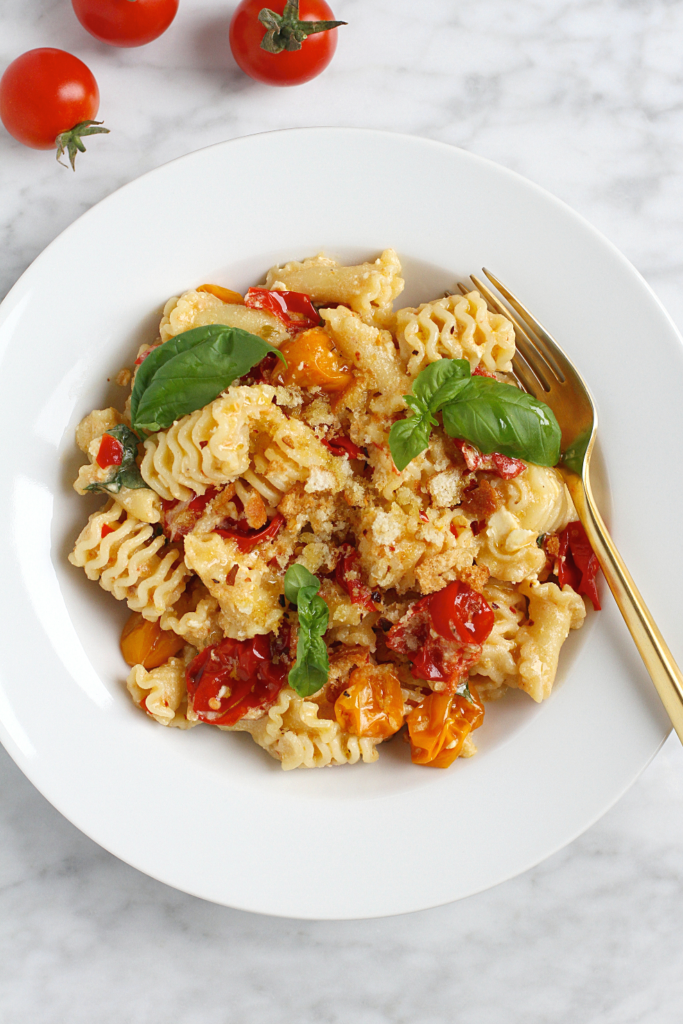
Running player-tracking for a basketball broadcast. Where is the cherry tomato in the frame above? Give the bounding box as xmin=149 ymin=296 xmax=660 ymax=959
xmin=427 ymin=580 xmax=495 ymax=646
xmin=229 ymin=0 xmax=345 ymax=87
xmin=214 ymin=512 xmax=285 ymax=553
xmin=557 ymin=521 xmax=601 ymax=610
xmin=406 ymin=689 xmax=484 ymax=768
xmin=245 ymin=288 xmax=321 ymax=331
xmin=120 ymin=611 xmax=185 ymax=669
xmin=96 ymin=433 xmax=123 ymax=468
xmin=334 ymin=665 xmax=404 ymax=740
xmin=72 ymin=0 xmax=179 ymax=48
xmin=274 ymin=328 xmax=354 ymax=392
xmin=334 ymin=544 xmax=376 ymax=612
xmin=186 ymin=634 xmax=288 ymax=726
xmin=0 ymin=49 xmax=108 ymax=168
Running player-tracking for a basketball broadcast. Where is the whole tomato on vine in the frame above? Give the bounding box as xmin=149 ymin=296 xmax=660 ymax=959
xmin=229 ymin=0 xmax=346 ymax=86
xmin=72 ymin=0 xmax=179 ymax=48
xmin=0 ymin=48 xmax=108 ymax=169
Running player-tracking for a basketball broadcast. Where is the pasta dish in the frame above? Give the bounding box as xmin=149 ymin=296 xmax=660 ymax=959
xmin=69 ymin=250 xmax=600 ymax=769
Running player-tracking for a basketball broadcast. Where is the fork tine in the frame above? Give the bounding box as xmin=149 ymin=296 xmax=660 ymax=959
xmin=482 ymin=268 xmax=567 ymax=383
xmin=511 ymin=351 xmax=546 ymax=398
xmin=466 ymin=274 xmax=553 ymax=392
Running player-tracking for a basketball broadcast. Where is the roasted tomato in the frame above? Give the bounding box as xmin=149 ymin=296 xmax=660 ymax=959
xmin=96 ymin=432 xmax=123 ymax=468
xmin=161 ymin=487 xmax=218 ymax=542
xmin=322 ymin=435 xmax=364 ymax=459
xmin=334 ymin=664 xmax=404 ymax=740
xmin=453 ymin=438 xmax=525 ymax=479
xmin=197 ymin=283 xmax=244 ymax=304
xmin=120 ymin=612 xmax=185 ymax=669
xmin=334 ymin=544 xmax=375 ymax=612
xmin=427 ymin=579 xmax=494 ymax=645
xmin=386 ymin=581 xmax=493 ymax=687
xmin=274 ymin=327 xmax=353 ymax=393
xmin=186 ymin=633 xmax=288 ymax=726
xmin=406 ymin=688 xmax=484 ymax=768
xmin=214 ymin=513 xmax=285 ymax=553
xmin=245 ymin=287 xmax=320 ymax=331
xmin=556 ymin=520 xmax=601 ymax=610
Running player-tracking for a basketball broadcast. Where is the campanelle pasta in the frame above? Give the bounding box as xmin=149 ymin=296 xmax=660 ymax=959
xmin=69 ymin=250 xmax=597 ymax=770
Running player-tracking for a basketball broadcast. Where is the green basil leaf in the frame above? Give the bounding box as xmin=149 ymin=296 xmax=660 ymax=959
xmin=130 ymin=325 xmax=287 ymax=435
xmin=454 ymin=679 xmax=473 ymax=704
xmin=441 ymin=376 xmax=561 ymax=466
xmin=283 ymin=565 xmax=329 ymax=697
xmin=388 ymin=410 xmax=435 ymax=472
xmin=84 ymin=424 xmax=146 ymax=494
xmin=284 ymin=563 xmax=319 ymax=605
xmin=413 ymin=358 xmax=471 ymax=411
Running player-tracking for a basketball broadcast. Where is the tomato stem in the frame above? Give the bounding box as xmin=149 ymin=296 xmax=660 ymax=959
xmin=258 ymin=1 xmax=346 ymax=53
xmin=55 ymin=120 xmax=110 ymax=171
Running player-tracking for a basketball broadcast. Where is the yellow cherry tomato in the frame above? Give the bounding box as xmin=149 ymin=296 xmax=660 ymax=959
xmin=120 ymin=611 xmax=185 ymax=669
xmin=275 ymin=327 xmax=354 ymax=393
xmin=334 ymin=664 xmax=404 ymax=740
xmin=406 ymin=688 xmax=484 ymax=768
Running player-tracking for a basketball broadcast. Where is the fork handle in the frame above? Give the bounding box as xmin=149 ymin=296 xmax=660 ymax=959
xmin=564 ymin=469 xmax=683 ymax=743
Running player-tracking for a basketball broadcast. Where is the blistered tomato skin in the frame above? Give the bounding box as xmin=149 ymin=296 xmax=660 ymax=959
xmin=406 ymin=689 xmax=485 ymax=768
xmin=275 ymin=328 xmax=353 ymax=393
xmin=334 ymin=665 xmax=404 ymax=740
xmin=72 ymin=0 xmax=179 ymax=47
xmin=186 ymin=634 xmax=288 ymax=727
xmin=120 ymin=612 xmax=185 ymax=669
xmin=427 ymin=580 xmax=494 ymax=646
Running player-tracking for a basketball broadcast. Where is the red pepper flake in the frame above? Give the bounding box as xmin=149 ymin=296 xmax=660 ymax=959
xmin=96 ymin=433 xmax=123 ymax=469
xmin=215 ymin=513 xmax=285 ymax=553
xmin=419 ymin=511 xmax=429 ymax=523
xmin=322 ymin=435 xmax=364 ymax=460
xmin=101 ymin=523 xmax=115 ymax=538
xmin=557 ymin=521 xmax=601 ymax=610
xmin=469 ymin=520 xmax=487 ymax=536
xmin=134 ymin=346 xmax=156 ymax=366
xmin=244 ymin=288 xmax=320 ymax=333
xmin=454 ymin=439 xmax=525 ymax=479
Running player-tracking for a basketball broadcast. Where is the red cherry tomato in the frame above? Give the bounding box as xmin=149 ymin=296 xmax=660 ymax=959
xmin=96 ymin=433 xmax=123 ymax=468
xmin=427 ymin=580 xmax=495 ymax=646
xmin=186 ymin=634 xmax=288 ymax=726
xmin=0 ymin=49 xmax=107 ymax=168
xmin=72 ymin=0 xmax=179 ymax=48
xmin=229 ymin=0 xmax=345 ymax=87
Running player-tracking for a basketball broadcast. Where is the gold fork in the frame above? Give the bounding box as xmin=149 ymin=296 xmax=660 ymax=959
xmin=460 ymin=269 xmax=683 ymax=743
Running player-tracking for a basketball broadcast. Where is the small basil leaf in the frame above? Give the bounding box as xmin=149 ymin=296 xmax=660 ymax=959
xmin=388 ymin=411 xmax=435 ymax=472
xmin=562 ymin=428 xmax=592 ymax=475
xmin=84 ymin=424 xmax=146 ymax=494
xmin=284 ymin=563 xmax=319 ymax=604
xmin=441 ymin=376 xmax=561 ymax=466
xmin=454 ymin=679 xmax=473 ymax=703
xmin=413 ymin=358 xmax=471 ymax=411
xmin=131 ymin=325 xmax=287 ymax=435
xmin=288 ymin=577 xmax=330 ymax=698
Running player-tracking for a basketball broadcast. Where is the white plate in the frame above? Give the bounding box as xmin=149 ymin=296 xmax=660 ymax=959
xmin=0 ymin=129 xmax=678 ymax=920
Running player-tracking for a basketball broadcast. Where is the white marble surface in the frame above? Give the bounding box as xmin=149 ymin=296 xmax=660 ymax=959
xmin=3 ymin=0 xmax=683 ymax=1020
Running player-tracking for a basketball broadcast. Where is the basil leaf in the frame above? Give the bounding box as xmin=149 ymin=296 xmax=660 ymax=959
xmin=413 ymin=358 xmax=471 ymax=411
xmin=283 ymin=563 xmax=319 ymax=604
xmin=441 ymin=376 xmax=561 ymax=466
xmin=131 ymin=325 xmax=287 ymax=435
xmin=454 ymin=679 xmax=473 ymax=704
xmin=284 ymin=565 xmax=329 ymax=697
xmin=84 ymin=424 xmax=146 ymax=495
xmin=388 ymin=409 xmax=434 ymax=472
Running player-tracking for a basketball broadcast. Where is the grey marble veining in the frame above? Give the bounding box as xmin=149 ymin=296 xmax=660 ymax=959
xmin=3 ymin=1 xmax=683 ymax=1021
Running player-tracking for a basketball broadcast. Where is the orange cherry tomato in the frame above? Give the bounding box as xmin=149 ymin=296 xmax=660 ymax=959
xmin=120 ymin=611 xmax=185 ymax=669
xmin=274 ymin=327 xmax=353 ymax=393
xmin=406 ymin=688 xmax=484 ymax=768
xmin=197 ymin=284 xmax=245 ymax=304
xmin=334 ymin=664 xmax=404 ymax=740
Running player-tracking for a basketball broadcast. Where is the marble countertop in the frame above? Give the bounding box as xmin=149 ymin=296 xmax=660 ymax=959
xmin=3 ymin=1 xmax=683 ymax=1021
